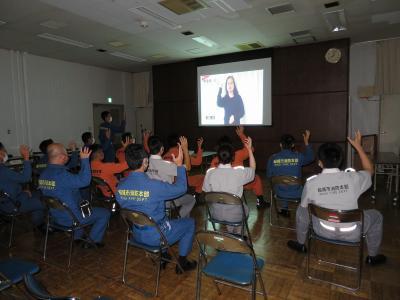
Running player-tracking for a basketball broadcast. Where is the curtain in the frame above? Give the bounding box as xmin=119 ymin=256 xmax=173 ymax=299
xmin=375 ymin=38 xmax=400 ymax=95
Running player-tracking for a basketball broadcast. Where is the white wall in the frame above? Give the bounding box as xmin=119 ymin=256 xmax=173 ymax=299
xmin=0 ymin=48 xmax=153 ymax=154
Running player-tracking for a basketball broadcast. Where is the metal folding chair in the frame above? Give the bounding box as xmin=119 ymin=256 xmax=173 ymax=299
xmin=204 ymin=192 xmax=252 ymax=245
xmin=41 ymin=196 xmax=96 ymax=268
xmin=90 ymin=176 xmax=119 ymax=213
xmin=269 ymin=175 xmax=302 ymax=230
xmin=120 ymin=209 xmax=183 ymax=297
xmin=195 ymin=230 xmax=267 ymax=300
xmin=307 ymin=204 xmax=364 ymax=291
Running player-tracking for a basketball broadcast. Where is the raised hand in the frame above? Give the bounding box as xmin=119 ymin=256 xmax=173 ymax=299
xmin=244 ymin=137 xmax=253 ymax=151
xmin=197 ymin=137 xmax=204 ymax=149
xmin=302 ymin=130 xmax=311 ymax=145
xmin=347 ymin=130 xmax=362 ymax=150
xmin=171 ymin=144 xmax=183 ymax=166
xmin=179 ymin=136 xmax=188 ymax=151
xmin=80 ymin=147 xmax=92 ymax=159
xmin=20 ymin=145 xmax=30 ymax=160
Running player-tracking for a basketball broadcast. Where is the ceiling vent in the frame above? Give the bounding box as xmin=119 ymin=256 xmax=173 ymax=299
xmin=159 ymin=0 xmax=207 ymax=15
xmin=181 ymin=30 xmax=194 ymax=35
xmin=37 ymin=33 xmax=93 ymax=48
xmin=235 ymin=42 xmax=264 ymax=51
xmin=266 ymin=3 xmax=295 ymax=15
xmin=289 ymin=30 xmax=316 ymax=44
xmin=290 ymin=30 xmax=311 ymax=37
xmin=324 ymin=1 xmax=340 ymax=9
xmin=129 ymin=6 xmax=182 ymax=29
xmin=323 ymin=9 xmax=347 ymax=32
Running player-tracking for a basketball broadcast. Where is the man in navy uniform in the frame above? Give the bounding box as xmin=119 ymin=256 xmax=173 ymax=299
xmin=287 ymin=131 xmax=386 ymax=265
xmin=116 ymin=143 xmax=197 ymax=273
xmin=99 ymin=111 xmax=126 ymax=162
xmin=267 ymin=130 xmax=314 ymax=216
xmin=39 ymin=144 xmax=110 ymax=247
xmin=0 ymin=143 xmax=45 ymax=229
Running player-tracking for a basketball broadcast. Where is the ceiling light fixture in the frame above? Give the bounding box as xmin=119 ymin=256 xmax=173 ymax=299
xmin=109 ymin=51 xmax=146 ymax=62
xmin=129 ymin=6 xmax=182 ymax=30
xmin=323 ymin=9 xmax=347 ymax=32
xmin=192 ymin=36 xmax=218 ymax=47
xmin=37 ymin=33 xmax=93 ymax=48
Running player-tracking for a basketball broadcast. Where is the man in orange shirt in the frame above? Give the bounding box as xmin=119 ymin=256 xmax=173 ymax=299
xmin=90 ymin=144 xmax=128 ymax=197
xmin=210 ymin=127 xmax=268 ymax=209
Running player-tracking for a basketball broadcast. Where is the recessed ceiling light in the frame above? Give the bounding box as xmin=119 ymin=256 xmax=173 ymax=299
xmin=40 ymin=20 xmax=67 ymax=30
xmin=181 ymin=31 xmax=194 ymax=36
xmin=109 ymin=51 xmax=146 ymax=62
xmin=97 ymin=49 xmax=107 ymax=52
xmin=323 ymin=9 xmax=347 ymax=32
xmin=37 ymin=33 xmax=93 ymax=48
xmin=108 ymin=41 xmax=127 ymax=47
xmin=324 ymin=1 xmax=340 ymax=9
xmin=192 ymin=36 xmax=218 ymax=47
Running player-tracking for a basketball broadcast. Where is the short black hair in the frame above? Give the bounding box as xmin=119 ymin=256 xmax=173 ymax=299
xmin=81 ymin=132 xmax=92 ymax=144
xmin=280 ymin=134 xmax=295 ymax=149
xmin=148 ymin=136 xmax=163 ymax=155
xmin=121 ymin=132 xmax=132 ymax=143
xmin=0 ymin=142 xmax=4 ymax=151
xmin=39 ymin=139 xmax=54 ymax=154
xmin=217 ymin=135 xmax=232 ymax=147
xmin=318 ymin=143 xmax=343 ymax=168
xmin=167 ymin=134 xmax=179 ymax=149
xmin=125 ymin=144 xmax=148 ymax=171
xmin=89 ymin=144 xmax=102 ymax=161
xmin=217 ymin=144 xmax=234 ymax=164
xmin=101 ymin=111 xmax=110 ymax=121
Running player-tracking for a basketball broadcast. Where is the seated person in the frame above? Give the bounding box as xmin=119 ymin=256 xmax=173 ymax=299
xmin=35 ymin=139 xmax=79 ymax=174
xmin=90 ymin=144 xmax=128 ymax=197
xmin=39 ymin=144 xmax=110 ymax=247
xmin=99 ymin=111 xmax=125 ymax=163
xmin=81 ymin=132 xmax=95 ymax=148
xmin=163 ymin=134 xmax=204 ymax=167
xmin=210 ymin=126 xmax=268 ymax=209
xmin=116 ymin=132 xmax=135 ymax=163
xmin=287 ymin=131 xmax=386 ymax=265
xmin=146 ymin=136 xmax=195 ymax=218
xmin=267 ymin=130 xmax=314 ymax=216
xmin=202 ymin=137 xmax=255 ymax=234
xmin=0 ymin=143 xmax=45 ymax=229
xmin=116 ymin=144 xmax=197 ymax=273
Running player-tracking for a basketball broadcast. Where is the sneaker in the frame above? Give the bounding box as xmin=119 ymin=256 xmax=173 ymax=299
xmin=176 ymin=259 xmax=197 ymax=274
xmin=161 ymin=252 xmax=172 ymax=269
xmin=256 ymin=198 xmax=270 ymax=209
xmin=287 ymin=240 xmax=307 ymax=253
xmin=366 ymin=254 xmax=386 ymax=265
xmin=278 ymin=209 xmax=290 ymax=217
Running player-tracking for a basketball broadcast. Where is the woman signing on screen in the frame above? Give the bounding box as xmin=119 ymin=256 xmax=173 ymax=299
xmin=217 ymin=75 xmax=245 ymax=125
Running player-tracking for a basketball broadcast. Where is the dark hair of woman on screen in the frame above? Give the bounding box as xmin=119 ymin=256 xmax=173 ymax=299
xmin=216 ymin=75 xmax=245 ymax=125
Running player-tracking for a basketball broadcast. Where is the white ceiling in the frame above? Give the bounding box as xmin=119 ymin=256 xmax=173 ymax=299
xmin=0 ymin=0 xmax=399 ymax=72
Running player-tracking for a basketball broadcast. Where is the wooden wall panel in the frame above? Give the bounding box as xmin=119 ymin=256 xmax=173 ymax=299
xmin=152 ymin=39 xmax=349 ymax=170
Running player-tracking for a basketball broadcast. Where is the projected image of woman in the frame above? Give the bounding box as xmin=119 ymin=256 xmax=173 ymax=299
xmin=217 ymin=75 xmax=245 ymax=125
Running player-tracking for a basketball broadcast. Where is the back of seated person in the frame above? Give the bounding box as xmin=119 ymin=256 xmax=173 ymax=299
xmin=287 ymin=131 xmax=386 ymax=266
xmin=0 ymin=142 xmax=45 ymax=231
xmin=39 ymin=144 xmax=110 ymax=247
xmin=90 ymin=144 xmax=128 ymax=197
xmin=202 ymin=137 xmax=255 ymax=234
xmin=267 ymin=131 xmax=314 ymax=214
xmin=116 ymin=144 xmax=197 ymax=273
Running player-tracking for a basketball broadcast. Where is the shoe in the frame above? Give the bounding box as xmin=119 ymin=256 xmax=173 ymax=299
xmin=256 ymin=198 xmax=270 ymax=209
xmin=176 ymin=259 xmax=197 ymax=274
xmin=161 ymin=252 xmax=172 ymax=269
xmin=366 ymin=254 xmax=386 ymax=265
xmin=287 ymin=240 xmax=307 ymax=253
xmin=278 ymin=209 xmax=290 ymax=217
xmin=81 ymin=242 xmax=105 ymax=249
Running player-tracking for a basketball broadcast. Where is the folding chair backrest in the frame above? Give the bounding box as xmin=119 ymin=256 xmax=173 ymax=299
xmin=23 ymin=274 xmax=79 ymax=300
xmin=0 ymin=272 xmax=12 ymax=291
xmin=120 ymin=209 xmax=156 ymax=227
xmin=308 ymin=204 xmax=363 ymax=224
xmin=0 ymin=190 xmax=19 ymax=213
xmin=204 ymin=192 xmax=243 ymax=205
xmin=196 ymin=230 xmax=252 ymax=255
xmin=41 ymin=196 xmax=80 ymax=226
xmin=270 ymin=176 xmax=302 ymax=188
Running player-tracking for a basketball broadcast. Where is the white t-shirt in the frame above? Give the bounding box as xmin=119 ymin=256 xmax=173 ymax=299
xmin=147 ymin=155 xmax=177 ymax=184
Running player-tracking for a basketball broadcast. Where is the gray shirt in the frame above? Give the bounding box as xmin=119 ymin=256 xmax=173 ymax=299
xmin=147 ymin=155 xmax=177 ymax=184
xmin=202 ymin=164 xmax=255 ymax=197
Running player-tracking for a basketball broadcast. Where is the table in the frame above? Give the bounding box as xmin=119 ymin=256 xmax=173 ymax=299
xmin=372 ymin=152 xmax=400 ymax=206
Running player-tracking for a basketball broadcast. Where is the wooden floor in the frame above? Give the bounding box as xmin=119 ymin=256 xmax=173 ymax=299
xmin=1 ymin=175 xmax=400 ymax=300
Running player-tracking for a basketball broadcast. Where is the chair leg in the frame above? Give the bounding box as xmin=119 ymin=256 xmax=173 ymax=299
xmin=43 ymin=221 xmax=50 ymax=261
xmin=245 ymin=221 xmax=253 ymax=246
xmin=256 ymin=271 xmax=267 ymax=299
xmin=154 ymin=253 xmax=162 ymax=297
xmin=122 ymin=232 xmax=129 ymax=284
xmin=269 ymin=192 xmax=274 ymax=226
xmin=196 ymin=254 xmax=202 ymax=300
xmin=251 ymin=274 xmax=256 ymax=300
xmin=8 ymin=217 xmax=15 ymax=248
xmin=67 ymin=232 xmax=74 ymax=268
xmin=306 ymin=235 xmax=312 ymax=278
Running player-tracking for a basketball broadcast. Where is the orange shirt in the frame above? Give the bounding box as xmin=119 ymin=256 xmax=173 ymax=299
xmin=91 ymin=160 xmax=128 ymax=196
xmin=163 ymin=146 xmax=203 ymax=166
xmin=116 ymin=147 xmax=125 ymax=163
